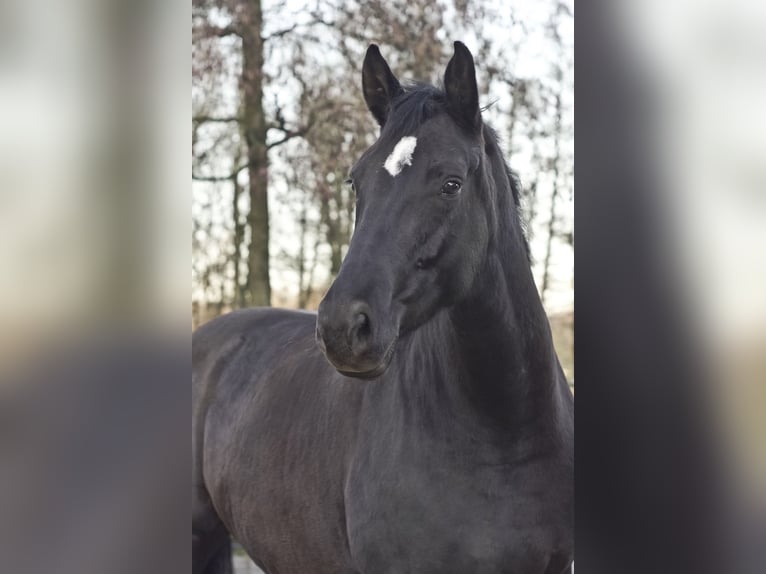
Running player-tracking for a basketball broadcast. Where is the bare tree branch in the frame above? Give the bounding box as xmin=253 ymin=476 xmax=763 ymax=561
xmin=193 ymin=116 xmax=242 ymax=125
xmin=263 ymin=23 xmax=298 ymax=41
xmin=206 ymin=25 xmax=241 ymax=39
xmin=193 ymin=163 xmax=249 ymax=182
xmin=266 ymin=129 xmax=306 ymax=149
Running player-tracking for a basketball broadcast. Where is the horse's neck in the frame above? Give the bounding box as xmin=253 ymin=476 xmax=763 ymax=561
xmin=406 ymin=246 xmax=565 ymax=437
xmin=462 ymin=247 xmax=561 ymax=420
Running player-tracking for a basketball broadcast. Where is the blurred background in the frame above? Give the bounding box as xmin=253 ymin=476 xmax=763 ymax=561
xmin=191 ymin=0 xmax=575 ymax=380
xmin=0 ymin=0 xmax=763 ymax=571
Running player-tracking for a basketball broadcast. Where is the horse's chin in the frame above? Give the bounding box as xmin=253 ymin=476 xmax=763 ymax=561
xmin=337 ymin=363 xmax=388 ymax=380
xmin=329 ymin=336 xmax=398 ymax=381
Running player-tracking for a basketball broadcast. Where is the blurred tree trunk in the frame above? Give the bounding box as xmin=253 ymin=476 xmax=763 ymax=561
xmin=319 ymin=189 xmax=347 ymax=278
xmin=295 ymin=194 xmax=321 ymax=309
xmin=507 ymin=79 xmax=523 ymax=156
xmin=541 ymin=88 xmax=563 ymax=305
xmin=541 ymin=2 xmax=572 ymax=306
xmin=241 ymin=0 xmax=271 ymax=307
xmin=231 ymin=138 xmax=246 ymax=308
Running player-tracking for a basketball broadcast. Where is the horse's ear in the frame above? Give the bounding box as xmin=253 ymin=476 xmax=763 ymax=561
xmin=444 ymin=41 xmax=481 ymax=132
xmin=362 ymin=44 xmax=403 ymax=127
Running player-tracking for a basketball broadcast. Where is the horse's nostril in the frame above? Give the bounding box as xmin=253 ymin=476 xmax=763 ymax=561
xmin=349 ymin=312 xmax=372 ymax=350
xmin=354 ymin=312 xmax=370 ymax=335
xmin=354 ymin=312 xmax=369 ymax=329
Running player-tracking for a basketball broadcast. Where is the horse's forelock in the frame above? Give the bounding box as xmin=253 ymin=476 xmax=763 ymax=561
xmin=379 ymin=84 xmax=445 ymax=142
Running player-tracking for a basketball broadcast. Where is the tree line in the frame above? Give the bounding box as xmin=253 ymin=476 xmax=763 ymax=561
xmin=192 ymin=0 xmax=573 ymax=323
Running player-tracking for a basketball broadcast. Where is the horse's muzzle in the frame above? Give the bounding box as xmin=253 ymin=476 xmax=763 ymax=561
xmin=316 ymin=298 xmax=398 ymax=379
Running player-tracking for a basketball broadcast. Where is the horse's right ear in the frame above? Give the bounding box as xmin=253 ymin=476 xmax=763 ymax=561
xmin=444 ymin=41 xmax=481 ymax=132
xmin=362 ymin=45 xmax=403 ymax=127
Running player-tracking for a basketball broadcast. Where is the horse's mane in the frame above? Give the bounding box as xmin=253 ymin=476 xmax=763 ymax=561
xmin=381 ymin=82 xmax=530 ymax=258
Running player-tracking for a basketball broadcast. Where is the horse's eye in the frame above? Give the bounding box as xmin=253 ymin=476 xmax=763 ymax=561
xmin=441 ymin=179 xmax=462 ymax=196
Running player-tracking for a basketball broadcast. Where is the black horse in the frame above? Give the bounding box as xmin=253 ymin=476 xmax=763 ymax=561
xmin=193 ymin=42 xmax=573 ymax=574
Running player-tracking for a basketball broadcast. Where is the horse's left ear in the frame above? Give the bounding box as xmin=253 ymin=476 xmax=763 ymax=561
xmin=444 ymin=41 xmax=481 ymax=132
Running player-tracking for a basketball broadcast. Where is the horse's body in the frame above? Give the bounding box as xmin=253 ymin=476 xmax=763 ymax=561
xmin=193 ymin=43 xmax=573 ymax=574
